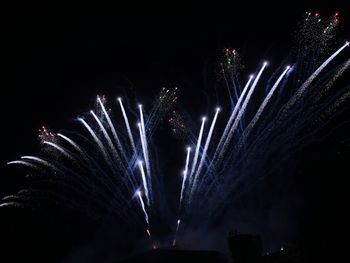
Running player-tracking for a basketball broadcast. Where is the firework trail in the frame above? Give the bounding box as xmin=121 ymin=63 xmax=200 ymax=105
xmin=137 ymin=122 xmax=153 ymax=205
xmin=57 ymin=133 xmax=90 ymax=162
xmin=78 ymin=118 xmax=113 ymax=168
xmin=211 ymin=75 xmax=254 ymax=165
xmin=279 ymin=42 xmax=349 ymax=122
xmin=136 ymin=190 xmax=149 ymax=225
xmin=235 ymin=65 xmax=291 ymax=151
xmin=172 ymin=219 xmax=181 ymax=247
xmin=218 ymin=62 xmax=268 ymax=163
xmin=146 ymin=229 xmax=152 ymax=240
xmin=313 ymin=58 xmax=350 ymax=104
xmin=89 ymin=109 xmax=137 ymax=191
xmin=189 ymin=107 xmax=220 ymax=203
xmin=179 ymin=147 xmax=191 ymax=209
xmin=0 ymin=202 xmax=26 ymax=208
xmin=90 ymin=110 xmax=123 ymax=167
xmin=97 ymin=96 xmax=127 ymax=162
xmin=42 ymin=141 xmax=75 ymax=160
xmin=189 ymin=117 xmax=206 ymax=180
xmin=138 ymin=161 xmax=150 ymax=206
xmin=20 ymin=156 xmax=57 ymax=172
xmin=196 ymin=66 xmax=286 ymax=199
xmin=118 ymin=97 xmax=137 ymax=155
xmin=7 ymin=160 xmax=39 ymax=169
xmin=139 ymin=105 xmax=151 ymax=178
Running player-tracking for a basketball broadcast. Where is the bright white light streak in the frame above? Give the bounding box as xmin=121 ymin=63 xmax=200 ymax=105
xmin=172 ymin=219 xmax=181 ymax=247
xmin=236 ymin=66 xmax=291 ymax=150
xmin=136 ymin=190 xmax=149 ymax=225
xmin=90 ymin=110 xmax=123 ymax=166
xmin=97 ymin=97 xmax=125 ymax=159
xmin=219 ymin=62 xmax=268 ymax=161
xmin=251 ymin=66 xmax=290 ymax=127
xmin=190 ymin=117 xmax=206 ymax=179
xmin=314 ymin=58 xmax=350 ymax=103
xmin=284 ymin=42 xmax=349 ymax=113
xmin=118 ymin=97 xmax=137 ymax=154
xmin=212 ymin=74 xmax=254 ymax=163
xmin=146 ymin=229 xmax=152 ymax=240
xmin=7 ymin=160 xmax=38 ymax=169
xmin=190 ymin=107 xmax=220 ymax=198
xmin=179 ymin=147 xmax=191 ymax=207
xmin=43 ymin=141 xmax=74 ymax=160
xmin=57 ymin=133 xmax=82 ymax=153
xmin=139 ymin=105 xmax=150 ymax=176
xmin=138 ymin=123 xmax=149 ymax=179
xmin=57 ymin=133 xmax=89 ymax=161
xmin=21 ymin=156 xmax=57 ymax=171
xmin=78 ymin=118 xmax=112 ymax=166
xmin=0 ymin=202 xmax=24 ymax=208
xmin=138 ymin=161 xmax=150 ymax=206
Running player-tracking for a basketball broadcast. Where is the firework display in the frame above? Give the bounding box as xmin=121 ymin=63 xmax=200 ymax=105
xmin=2 ymin=12 xmax=350 ymax=250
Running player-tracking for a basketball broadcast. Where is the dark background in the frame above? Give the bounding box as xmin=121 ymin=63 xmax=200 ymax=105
xmin=2 ymin=1 xmax=350 ymax=262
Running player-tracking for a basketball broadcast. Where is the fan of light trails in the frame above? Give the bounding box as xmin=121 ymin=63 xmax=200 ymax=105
xmin=3 ymin=92 xmax=181 ymax=247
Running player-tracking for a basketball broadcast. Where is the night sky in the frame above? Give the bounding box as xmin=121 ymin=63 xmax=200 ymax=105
xmin=2 ymin=1 xmax=350 ymax=262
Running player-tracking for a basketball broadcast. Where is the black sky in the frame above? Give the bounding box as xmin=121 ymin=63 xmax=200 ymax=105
xmin=2 ymin=1 xmax=350 ymax=262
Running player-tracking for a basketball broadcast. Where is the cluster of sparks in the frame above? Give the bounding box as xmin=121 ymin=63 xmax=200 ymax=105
xmin=153 ymin=87 xmax=178 ymax=123
xmin=2 ymin=12 xmax=350 ymax=249
xmin=220 ymin=48 xmax=244 ymax=73
xmin=168 ymin=111 xmax=187 ymax=138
